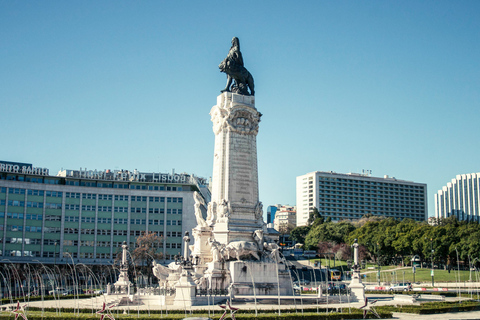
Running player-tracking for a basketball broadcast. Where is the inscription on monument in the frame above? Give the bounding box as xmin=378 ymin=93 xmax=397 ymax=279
xmin=230 ymin=134 xmax=256 ymax=202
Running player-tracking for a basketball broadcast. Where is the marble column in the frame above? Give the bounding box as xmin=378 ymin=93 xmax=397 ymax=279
xmin=209 ymin=92 xmax=264 ymax=244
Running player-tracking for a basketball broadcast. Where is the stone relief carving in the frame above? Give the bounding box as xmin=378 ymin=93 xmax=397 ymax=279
xmin=211 ymin=105 xmax=261 ymax=136
xmin=210 ymin=106 xmax=228 ymax=135
xmin=226 ymin=109 xmax=260 ymax=135
xmin=222 ymin=241 xmax=260 ymax=261
xmin=254 ymin=202 xmax=263 ymax=220
xmin=193 ymin=191 xmax=208 ymax=228
xmin=217 ymin=199 xmax=230 ymax=222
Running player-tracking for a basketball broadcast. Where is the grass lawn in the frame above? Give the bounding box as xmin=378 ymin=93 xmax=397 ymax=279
xmin=363 ymin=266 xmax=474 ymax=284
xmin=308 ymin=259 xmax=477 ymax=284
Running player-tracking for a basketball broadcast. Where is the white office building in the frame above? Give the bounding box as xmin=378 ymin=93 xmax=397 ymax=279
xmin=0 ymin=160 xmax=210 ymax=266
xmin=296 ymin=171 xmax=427 ymax=226
xmin=272 ymin=205 xmax=296 ymax=231
xmin=434 ymin=173 xmax=480 ymax=221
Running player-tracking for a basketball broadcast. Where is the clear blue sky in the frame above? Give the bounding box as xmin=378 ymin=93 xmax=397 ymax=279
xmin=1 ymin=1 xmax=479 ymax=218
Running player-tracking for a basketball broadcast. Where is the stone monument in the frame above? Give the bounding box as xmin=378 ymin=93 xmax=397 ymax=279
xmin=114 ymin=241 xmax=132 ymax=294
xmin=173 ymin=232 xmax=198 ymax=307
xmin=190 ymin=37 xmax=292 ymax=297
xmin=153 ymin=37 xmax=292 ymax=305
xmin=348 ymin=239 xmax=365 ymax=302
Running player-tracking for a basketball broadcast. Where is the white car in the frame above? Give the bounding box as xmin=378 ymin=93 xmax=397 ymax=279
xmin=388 ymin=283 xmax=412 ymax=292
xmin=48 ymin=288 xmax=67 ymax=295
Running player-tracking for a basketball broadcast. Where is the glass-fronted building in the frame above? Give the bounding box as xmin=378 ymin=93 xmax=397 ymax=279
xmin=434 ymin=173 xmax=480 ymax=221
xmin=0 ymin=160 xmax=209 ymax=266
xmin=296 ymin=171 xmax=428 ymax=226
xmin=266 ymin=205 xmax=278 ymax=224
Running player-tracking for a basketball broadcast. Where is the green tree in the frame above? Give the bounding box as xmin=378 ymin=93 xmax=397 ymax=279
xmin=308 ymin=207 xmax=321 ymax=225
xmin=304 ymin=221 xmax=355 ymax=250
xmin=290 ymin=226 xmax=311 ymax=246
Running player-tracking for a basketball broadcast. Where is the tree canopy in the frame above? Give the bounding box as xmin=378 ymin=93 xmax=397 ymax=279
xmin=293 ymin=216 xmax=480 ymax=267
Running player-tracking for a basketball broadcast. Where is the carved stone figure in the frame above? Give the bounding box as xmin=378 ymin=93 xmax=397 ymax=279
xmin=265 ymin=242 xmax=281 ymax=262
xmin=223 ymin=241 xmax=260 ymax=261
xmin=253 ymin=229 xmax=264 ymax=251
xmin=206 ymin=201 xmax=217 ymax=225
xmin=217 ymin=199 xmax=230 ymax=220
xmin=219 ymin=37 xmax=255 ymax=96
xmin=208 ymin=238 xmax=223 ymax=262
xmin=152 ymin=261 xmax=172 ymax=286
xmin=195 ymin=275 xmax=208 ymax=290
xmin=193 ymin=191 xmax=208 ymax=228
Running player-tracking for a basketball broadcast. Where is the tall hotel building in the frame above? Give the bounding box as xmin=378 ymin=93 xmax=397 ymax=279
xmin=0 ymin=160 xmax=209 ymax=266
xmin=296 ymin=171 xmax=427 ymax=226
xmin=434 ymin=173 xmax=480 ymax=221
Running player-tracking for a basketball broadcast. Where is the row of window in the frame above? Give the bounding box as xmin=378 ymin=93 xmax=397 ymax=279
xmin=0 ymin=225 xmax=42 ymax=232
xmin=0 ymin=251 xmax=180 ymax=260
xmin=2 ymin=188 xmax=63 ymax=197
xmin=2 ymin=189 xmax=184 ymax=203
xmin=3 ymin=237 xmax=39 ymax=244
xmin=0 ymin=200 xmax=62 ymax=209
xmin=62 ymin=228 xmax=174 ymax=236
xmin=4 ymin=202 xmax=182 ymax=215
xmin=0 ymin=251 xmax=152 ymax=259
xmin=63 ymin=180 xmax=183 ymax=192
xmin=317 ymin=177 xmax=424 ymax=187
xmin=0 ymin=213 xmax=42 ymax=220
xmin=321 ymin=210 xmax=425 ymax=217
xmin=17 ymin=214 xmax=184 ymax=226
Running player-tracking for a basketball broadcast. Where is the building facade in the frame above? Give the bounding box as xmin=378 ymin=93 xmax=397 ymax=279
xmin=434 ymin=173 xmax=480 ymax=221
xmin=272 ymin=205 xmax=296 ymax=232
xmin=0 ymin=161 xmax=209 ymax=266
xmin=296 ymin=171 xmax=427 ymax=226
xmin=266 ymin=205 xmax=278 ymax=224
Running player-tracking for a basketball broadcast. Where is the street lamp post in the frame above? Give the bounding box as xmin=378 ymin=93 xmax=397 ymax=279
xmin=54 ymin=241 xmax=58 ymax=286
xmin=430 ymin=238 xmax=434 ymax=287
xmin=376 ymin=242 xmax=381 ymax=286
xmin=469 ymin=255 xmax=472 ymax=282
xmin=54 ymin=241 xmax=57 ymax=266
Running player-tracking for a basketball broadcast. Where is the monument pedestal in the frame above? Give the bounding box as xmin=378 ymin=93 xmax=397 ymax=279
xmin=229 ymin=261 xmax=293 ymax=296
xmin=114 ymin=268 xmax=132 ymax=294
xmin=349 ymin=241 xmax=365 ymax=302
xmin=348 ymin=272 xmax=365 ymax=302
xmin=204 ymin=261 xmax=231 ymax=290
xmin=191 ymin=226 xmax=213 ymax=274
xmin=173 ymin=270 xmax=197 ymax=307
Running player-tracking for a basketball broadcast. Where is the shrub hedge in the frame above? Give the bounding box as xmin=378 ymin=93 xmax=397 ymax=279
xmin=0 ymin=311 xmax=393 ymax=320
xmin=1 ymin=294 xmax=96 ymax=304
xmin=365 ymin=290 xmax=465 ymax=297
xmin=377 ymin=300 xmax=480 ymax=314
xmin=6 ymin=306 xmax=392 ymax=320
